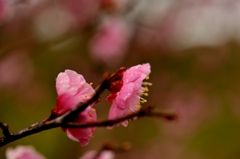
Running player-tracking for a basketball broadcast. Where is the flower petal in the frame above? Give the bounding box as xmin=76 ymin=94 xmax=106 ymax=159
xmin=107 ymin=63 xmax=151 ymax=127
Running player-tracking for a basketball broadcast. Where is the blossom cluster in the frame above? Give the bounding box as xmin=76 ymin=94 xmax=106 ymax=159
xmin=51 ymin=63 xmax=151 ymax=146
xmin=2 ymin=63 xmax=151 ymax=159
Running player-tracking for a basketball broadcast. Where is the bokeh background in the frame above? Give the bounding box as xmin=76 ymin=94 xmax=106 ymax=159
xmin=1 ymin=0 xmax=240 ymax=158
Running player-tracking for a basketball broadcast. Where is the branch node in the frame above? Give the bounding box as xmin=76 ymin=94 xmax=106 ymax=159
xmin=0 ymin=121 xmax=11 ymax=137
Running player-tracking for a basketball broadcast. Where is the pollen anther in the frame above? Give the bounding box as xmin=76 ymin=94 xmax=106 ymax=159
xmin=142 ymin=82 xmax=152 ymax=86
xmin=143 ymin=93 xmax=148 ymax=96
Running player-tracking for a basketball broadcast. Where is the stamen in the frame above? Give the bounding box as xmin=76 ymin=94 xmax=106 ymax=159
xmin=142 ymin=87 xmax=149 ymax=92
xmin=143 ymin=93 xmax=148 ymax=96
xmin=142 ymin=82 xmax=152 ymax=86
xmin=89 ymin=82 xmax=93 ymax=86
xmin=140 ymin=97 xmax=147 ymax=103
xmin=136 ymin=102 xmax=141 ymax=108
xmin=145 ymin=76 xmax=149 ymax=80
xmin=144 ymin=87 xmax=149 ymax=92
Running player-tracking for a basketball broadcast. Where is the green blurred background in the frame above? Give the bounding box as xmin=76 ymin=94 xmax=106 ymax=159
xmin=1 ymin=0 xmax=240 ymax=159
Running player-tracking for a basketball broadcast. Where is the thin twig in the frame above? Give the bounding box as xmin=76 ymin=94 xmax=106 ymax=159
xmin=63 ymin=106 xmax=177 ymax=129
xmin=0 ymin=121 xmax=11 ymax=137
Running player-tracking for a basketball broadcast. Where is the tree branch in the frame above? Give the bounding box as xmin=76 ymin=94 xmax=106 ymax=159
xmin=62 ymin=106 xmax=177 ymax=129
xmin=0 ymin=72 xmax=177 ymax=147
xmin=0 ymin=105 xmax=176 ymax=147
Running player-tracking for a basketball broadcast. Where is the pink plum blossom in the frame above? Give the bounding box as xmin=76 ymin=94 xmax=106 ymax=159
xmin=54 ymin=69 xmax=97 ymax=146
xmin=89 ymin=16 xmax=131 ymax=65
xmin=79 ymin=150 xmax=115 ymax=159
xmin=107 ymin=63 xmax=151 ymax=127
xmin=6 ymin=146 xmax=46 ymax=159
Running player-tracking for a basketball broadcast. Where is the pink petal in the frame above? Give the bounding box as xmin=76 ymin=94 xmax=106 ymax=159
xmin=140 ymin=63 xmax=151 ymax=75
xmin=107 ymin=63 xmax=151 ymax=128
xmin=54 ymin=69 xmax=97 ymax=146
xmin=115 ymin=82 xmax=134 ymax=110
xmin=66 ymin=130 xmax=79 ymax=142
xmin=127 ymin=94 xmax=140 ymax=113
xmin=123 ymin=63 xmax=151 ymax=83
xmin=66 ymin=107 xmax=97 ymax=146
xmin=108 ymin=102 xmax=128 ymax=128
xmin=56 ymin=69 xmax=87 ymax=96
xmin=56 ymin=93 xmax=80 ymax=114
xmin=55 ymin=69 xmax=95 ymax=115
xmin=108 ymin=102 xmax=119 ymax=120
xmin=78 ymin=137 xmax=91 ymax=147
xmin=65 ymin=70 xmax=86 ymax=89
xmin=67 ymin=128 xmax=92 ymax=146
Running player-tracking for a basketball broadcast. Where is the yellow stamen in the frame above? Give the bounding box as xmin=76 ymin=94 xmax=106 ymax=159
xmin=140 ymin=97 xmax=147 ymax=103
xmin=142 ymin=82 xmax=152 ymax=86
xmin=137 ymin=102 xmax=141 ymax=108
xmin=143 ymin=93 xmax=148 ymax=96
xmin=144 ymin=87 xmax=149 ymax=92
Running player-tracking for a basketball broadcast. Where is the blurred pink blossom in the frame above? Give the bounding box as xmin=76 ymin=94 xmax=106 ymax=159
xmin=107 ymin=63 xmax=151 ymax=127
xmin=6 ymin=146 xmax=46 ymax=159
xmin=0 ymin=51 xmax=34 ymax=91
xmin=61 ymin=0 xmax=100 ymax=27
xmin=33 ymin=7 xmax=75 ymax=42
xmin=161 ymin=87 xmax=214 ymax=137
xmin=0 ymin=0 xmax=12 ymax=25
xmin=90 ymin=16 xmax=131 ymax=65
xmin=54 ymin=69 xmax=97 ymax=146
xmin=79 ymin=150 xmax=115 ymax=159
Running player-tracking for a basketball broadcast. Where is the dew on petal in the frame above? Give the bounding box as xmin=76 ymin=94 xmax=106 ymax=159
xmin=54 ymin=69 xmax=96 ymax=146
xmin=107 ymin=63 xmax=151 ymax=127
